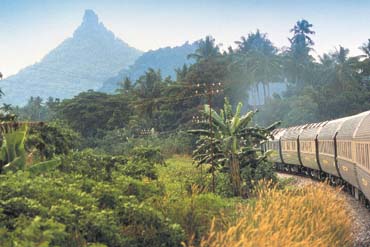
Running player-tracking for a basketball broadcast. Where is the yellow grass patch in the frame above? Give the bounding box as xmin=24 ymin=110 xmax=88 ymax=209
xmin=186 ymin=182 xmax=352 ymax=247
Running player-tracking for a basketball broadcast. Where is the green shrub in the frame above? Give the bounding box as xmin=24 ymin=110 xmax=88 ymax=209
xmin=95 ymin=130 xmax=194 ymax=157
xmin=26 ymin=121 xmax=81 ymax=160
xmin=130 ymin=146 xmax=165 ymax=166
xmin=0 ymin=167 xmax=185 ymax=246
xmin=59 ymin=150 xmax=127 ymax=181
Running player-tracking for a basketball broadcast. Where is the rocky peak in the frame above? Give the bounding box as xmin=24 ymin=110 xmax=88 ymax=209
xmin=83 ymin=9 xmax=99 ymax=26
xmin=73 ymin=9 xmax=107 ymax=39
xmin=0 ymin=10 xmax=142 ymax=105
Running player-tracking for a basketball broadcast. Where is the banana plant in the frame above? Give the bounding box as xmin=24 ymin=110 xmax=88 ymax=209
xmin=0 ymin=122 xmax=60 ymax=174
xmin=189 ymin=98 xmax=279 ymax=196
xmin=0 ymin=123 xmax=28 ymax=172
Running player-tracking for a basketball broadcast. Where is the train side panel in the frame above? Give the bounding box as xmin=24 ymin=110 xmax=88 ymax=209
xmin=299 ymin=122 xmax=326 ymax=171
xmin=317 ymin=119 xmax=343 ymax=177
xmin=354 ymin=112 xmax=370 ymax=200
xmin=336 ymin=112 xmax=368 ymax=188
xmin=268 ymin=129 xmax=286 ymax=163
xmin=281 ymin=126 xmax=304 ymax=166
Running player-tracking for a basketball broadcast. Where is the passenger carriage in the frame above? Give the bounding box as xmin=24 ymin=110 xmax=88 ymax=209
xmin=267 ymin=110 xmax=370 ymax=202
xmin=299 ymin=121 xmax=327 ymax=176
xmin=280 ymin=125 xmax=305 ymax=172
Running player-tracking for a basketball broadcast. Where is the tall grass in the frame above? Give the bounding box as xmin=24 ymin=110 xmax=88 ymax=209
xmin=186 ymin=182 xmax=352 ymax=247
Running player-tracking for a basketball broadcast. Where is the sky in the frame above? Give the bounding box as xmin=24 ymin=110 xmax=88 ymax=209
xmin=1 ymin=0 xmax=370 ymax=77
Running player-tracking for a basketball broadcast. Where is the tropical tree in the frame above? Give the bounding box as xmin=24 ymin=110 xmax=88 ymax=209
xmin=0 ymin=123 xmax=28 ymax=173
xmin=320 ymin=46 xmax=360 ymax=91
xmin=1 ymin=103 xmax=13 ymax=114
xmin=235 ymin=29 xmax=276 ymax=55
xmin=285 ymin=19 xmax=315 ymax=86
xmin=233 ymin=30 xmax=281 ymax=106
xmin=189 ymin=98 xmax=279 ymax=196
xmin=187 ymin=36 xmax=220 ymax=61
xmin=133 ymin=68 xmax=164 ymax=129
xmin=289 ymin=19 xmax=315 ymax=46
xmin=117 ymin=77 xmax=133 ymax=94
xmin=359 ymin=39 xmax=370 ymax=83
xmin=175 ymin=64 xmax=189 ymax=81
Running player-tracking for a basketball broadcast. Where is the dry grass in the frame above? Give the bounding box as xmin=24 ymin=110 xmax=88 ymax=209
xmin=185 ymin=182 xmax=353 ymax=247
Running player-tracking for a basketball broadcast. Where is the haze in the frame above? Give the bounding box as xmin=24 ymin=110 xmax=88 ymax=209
xmin=1 ymin=0 xmax=370 ymax=77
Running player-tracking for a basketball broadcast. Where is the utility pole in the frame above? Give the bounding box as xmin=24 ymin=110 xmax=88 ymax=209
xmin=192 ymin=114 xmax=207 ymax=187
xmin=194 ymin=82 xmax=223 ymax=192
xmin=138 ymin=128 xmax=153 ymax=145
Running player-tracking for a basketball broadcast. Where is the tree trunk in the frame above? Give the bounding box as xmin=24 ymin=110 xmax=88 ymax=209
xmin=262 ymin=82 xmax=267 ymax=105
xmin=252 ymin=85 xmax=256 ymax=110
xmin=229 ymin=156 xmax=242 ymax=196
xmin=256 ymin=83 xmax=260 ymax=106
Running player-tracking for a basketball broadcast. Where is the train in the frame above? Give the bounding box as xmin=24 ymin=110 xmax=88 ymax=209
xmin=265 ymin=110 xmax=370 ymax=203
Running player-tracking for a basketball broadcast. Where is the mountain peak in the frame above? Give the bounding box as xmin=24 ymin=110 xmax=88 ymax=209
xmin=83 ymin=9 xmax=99 ymax=25
xmin=74 ymin=9 xmax=105 ymax=38
xmin=0 ymin=9 xmax=142 ymax=106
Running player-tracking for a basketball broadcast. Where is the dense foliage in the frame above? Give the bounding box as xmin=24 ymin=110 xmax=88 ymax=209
xmin=189 ymin=98 xmax=278 ymax=196
xmin=0 ymin=146 xmax=242 ymax=246
xmin=1 ymin=18 xmax=368 ymax=247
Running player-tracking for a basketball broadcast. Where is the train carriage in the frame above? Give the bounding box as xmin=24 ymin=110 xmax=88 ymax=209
xmin=269 ymin=110 xmax=370 ymax=203
xmin=281 ymin=125 xmax=305 ymax=166
xmin=353 ymin=112 xmax=370 ymax=200
xmin=335 ymin=112 xmax=369 ymax=188
xmin=299 ymin=122 xmax=327 ymax=171
xmin=267 ymin=129 xmax=286 ymax=163
xmin=317 ymin=118 xmax=346 ymax=177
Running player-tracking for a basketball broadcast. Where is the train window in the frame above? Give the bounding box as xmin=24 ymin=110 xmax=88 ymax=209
xmin=356 ymin=143 xmax=370 ymax=170
xmin=319 ymin=140 xmax=334 ymax=154
xmin=300 ymin=141 xmax=314 ymax=153
xmin=282 ymin=140 xmax=297 ymax=151
xmin=337 ymin=141 xmax=352 ymax=159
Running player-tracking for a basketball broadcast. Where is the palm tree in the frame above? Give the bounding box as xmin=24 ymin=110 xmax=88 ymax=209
xmin=332 ymin=46 xmax=360 ymax=90
xmin=235 ymin=29 xmax=277 ymax=55
xmin=187 ymin=36 xmax=220 ymax=61
xmin=133 ymin=69 xmax=163 ymax=122
xmin=289 ymin=19 xmax=315 ymax=46
xmin=190 ymin=98 xmax=279 ymax=196
xmin=286 ymin=19 xmax=315 ymax=86
xmin=240 ymin=51 xmax=281 ymax=103
xmin=1 ymin=103 xmax=13 ymax=114
xmin=360 ymin=39 xmax=370 ymax=58
xmin=234 ymin=30 xmax=281 ymax=105
xmin=117 ymin=77 xmax=132 ymax=94
xmin=319 ymin=46 xmax=360 ymax=91
xmin=359 ymin=39 xmax=370 ymax=81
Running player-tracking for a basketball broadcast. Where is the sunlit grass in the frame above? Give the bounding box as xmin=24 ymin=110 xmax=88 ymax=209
xmin=157 ymin=155 xmax=200 ymax=195
xmin=186 ymin=182 xmax=352 ymax=247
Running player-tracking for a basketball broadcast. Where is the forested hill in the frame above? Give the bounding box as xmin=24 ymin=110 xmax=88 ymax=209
xmin=99 ymin=41 xmax=197 ymax=93
xmin=0 ymin=10 xmax=142 ymax=106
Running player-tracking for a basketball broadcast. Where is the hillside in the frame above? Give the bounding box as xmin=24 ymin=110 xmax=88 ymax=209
xmin=0 ymin=10 xmax=142 ymax=106
xmin=99 ymin=41 xmax=197 ymax=93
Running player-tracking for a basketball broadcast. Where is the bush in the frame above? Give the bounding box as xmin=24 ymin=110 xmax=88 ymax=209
xmin=153 ymin=156 xmax=238 ymax=243
xmin=59 ymin=150 xmax=127 ymax=181
xmin=0 ymin=161 xmax=186 ymax=246
xmin=95 ymin=129 xmax=194 ymax=157
xmin=130 ymin=146 xmax=165 ymax=166
xmin=241 ymin=160 xmax=277 ymax=196
xmin=26 ymin=121 xmax=82 ymax=160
